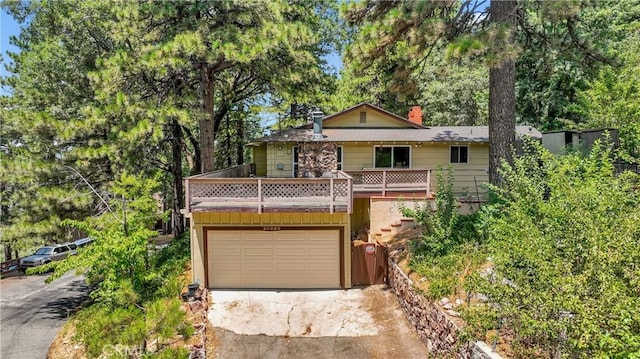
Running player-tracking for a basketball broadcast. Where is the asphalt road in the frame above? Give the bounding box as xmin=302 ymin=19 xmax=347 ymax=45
xmin=0 ymin=271 xmax=90 ymax=359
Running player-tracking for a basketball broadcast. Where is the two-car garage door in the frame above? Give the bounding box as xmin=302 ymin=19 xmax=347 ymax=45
xmin=206 ymin=229 xmax=341 ymax=289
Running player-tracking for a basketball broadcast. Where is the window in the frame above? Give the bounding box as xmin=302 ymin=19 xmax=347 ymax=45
xmin=359 ymin=111 xmax=366 ymax=123
xmin=450 ymin=146 xmax=469 ymax=164
xmin=374 ymin=146 xmax=410 ymax=168
xmin=293 ymin=146 xmax=299 ymax=177
xmin=336 ymin=146 xmax=343 ymax=170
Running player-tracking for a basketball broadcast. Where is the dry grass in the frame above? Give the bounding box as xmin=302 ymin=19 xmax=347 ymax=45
xmin=47 ymin=319 xmax=86 ymax=359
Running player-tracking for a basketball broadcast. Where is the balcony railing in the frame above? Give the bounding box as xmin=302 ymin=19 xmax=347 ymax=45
xmin=345 ymin=168 xmax=432 ymax=196
xmin=185 ymin=167 xmax=353 ymax=214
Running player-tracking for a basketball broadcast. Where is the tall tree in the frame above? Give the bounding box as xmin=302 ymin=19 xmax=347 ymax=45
xmin=343 ymin=0 xmax=612 ymax=185
xmin=1 ymin=0 xmax=116 ymax=253
xmin=488 ymin=1 xmax=517 ymax=185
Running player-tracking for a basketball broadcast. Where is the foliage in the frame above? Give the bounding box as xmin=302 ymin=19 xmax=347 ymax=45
xmin=515 ymin=0 xmax=640 ymax=130
xmin=30 ymin=174 xmax=162 ymax=302
xmin=574 ymin=33 xmax=640 ymax=160
xmin=402 ymin=168 xmax=477 ymax=258
xmin=470 ymin=141 xmax=640 ymax=357
xmin=410 ymin=243 xmax=487 ymax=300
xmin=0 ymin=0 xmax=114 ymax=256
xmin=400 ymin=168 xmax=485 ymax=298
xmin=41 ymin=174 xmax=194 ymax=357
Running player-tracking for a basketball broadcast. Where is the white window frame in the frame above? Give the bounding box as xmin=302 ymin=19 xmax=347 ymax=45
xmin=373 ymin=145 xmax=411 ymax=168
xmin=336 ymin=145 xmax=343 ymax=170
xmin=449 ymin=145 xmax=469 ymax=164
xmin=292 ymin=146 xmax=299 ymax=177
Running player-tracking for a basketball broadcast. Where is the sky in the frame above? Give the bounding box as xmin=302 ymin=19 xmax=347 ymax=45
xmin=1 ymin=10 xmax=21 ymax=94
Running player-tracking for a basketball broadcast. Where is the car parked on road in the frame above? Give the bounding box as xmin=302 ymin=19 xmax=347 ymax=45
xmin=19 ymin=244 xmax=74 ymax=271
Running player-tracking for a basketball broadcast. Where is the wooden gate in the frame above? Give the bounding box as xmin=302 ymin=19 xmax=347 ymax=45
xmin=351 ymin=242 xmax=388 ymax=286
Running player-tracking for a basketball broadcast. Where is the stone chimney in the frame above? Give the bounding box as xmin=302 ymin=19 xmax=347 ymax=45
xmin=312 ymin=110 xmax=324 ymax=140
xmin=407 ymin=106 xmax=423 ymax=126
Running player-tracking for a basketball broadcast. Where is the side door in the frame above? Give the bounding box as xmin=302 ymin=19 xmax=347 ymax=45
xmin=58 ymin=246 xmax=69 ymax=260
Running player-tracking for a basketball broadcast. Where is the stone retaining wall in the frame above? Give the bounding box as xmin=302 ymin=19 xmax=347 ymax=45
xmin=387 ymin=254 xmax=501 ymax=359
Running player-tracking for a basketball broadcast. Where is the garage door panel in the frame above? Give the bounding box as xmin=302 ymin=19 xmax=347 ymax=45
xmin=207 ymin=229 xmax=340 ymax=289
xmin=243 ymin=232 xmax=273 ymax=241
xmin=211 ymin=262 xmax=242 ymax=271
xmin=214 ymin=247 xmax=242 ymax=256
xmin=244 ymin=261 xmax=273 ymax=271
xmin=275 ymin=247 xmax=307 ymax=256
xmin=243 ymin=247 xmax=273 ymax=256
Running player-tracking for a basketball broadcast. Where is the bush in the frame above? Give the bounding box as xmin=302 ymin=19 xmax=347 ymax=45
xmin=476 ymin=140 xmax=640 ymax=358
xmin=402 ymin=167 xmax=480 ymax=259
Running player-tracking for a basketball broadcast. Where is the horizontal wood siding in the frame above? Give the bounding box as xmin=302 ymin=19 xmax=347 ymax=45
xmin=253 ymin=145 xmax=267 ymax=176
xmin=193 ymin=212 xmax=349 ymax=225
xmin=266 ymin=142 xmax=296 ymax=177
xmin=258 ymin=140 xmax=489 ymax=194
xmin=325 ymin=108 xmax=412 ymax=128
xmin=341 ymin=143 xmax=373 ymax=170
xmin=413 ymin=143 xmax=489 ymax=194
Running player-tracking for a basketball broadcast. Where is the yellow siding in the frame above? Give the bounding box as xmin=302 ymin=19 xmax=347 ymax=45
xmin=265 ymin=142 xmax=296 ymax=178
xmin=325 ymin=108 xmax=413 ymax=128
xmin=257 ymin=139 xmax=489 ymax=192
xmin=337 ymin=142 xmax=488 ymax=193
xmin=190 ymin=212 xmax=351 ymax=288
xmin=350 ymin=198 xmax=370 ymax=234
xmin=193 ymin=212 xmax=349 ymax=225
xmin=341 ymin=143 xmax=374 ymax=170
xmin=253 ymin=145 xmax=267 ymax=176
xmin=413 ymin=143 xmax=489 ymax=194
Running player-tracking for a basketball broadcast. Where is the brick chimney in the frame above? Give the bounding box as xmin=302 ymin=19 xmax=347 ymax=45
xmin=407 ymin=106 xmax=423 ymax=126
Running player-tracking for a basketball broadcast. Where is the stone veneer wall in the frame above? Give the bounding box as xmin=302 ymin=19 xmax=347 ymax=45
xmin=297 ymin=142 xmax=337 ymax=178
xmin=387 ymin=254 xmax=501 ymax=359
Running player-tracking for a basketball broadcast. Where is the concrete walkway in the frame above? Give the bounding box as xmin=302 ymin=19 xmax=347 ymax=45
xmin=208 ymin=285 xmax=429 ymax=358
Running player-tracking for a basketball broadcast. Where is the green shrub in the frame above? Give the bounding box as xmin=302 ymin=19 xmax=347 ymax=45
xmin=402 ymin=167 xmax=480 ymax=259
xmin=477 ymin=140 xmax=640 ymax=357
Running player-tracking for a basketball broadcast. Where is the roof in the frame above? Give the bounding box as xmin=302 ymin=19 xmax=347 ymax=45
xmin=253 ymin=126 xmax=542 ymax=143
xmin=300 ymin=102 xmax=426 ymax=129
xmin=542 ymin=128 xmax=618 ymax=135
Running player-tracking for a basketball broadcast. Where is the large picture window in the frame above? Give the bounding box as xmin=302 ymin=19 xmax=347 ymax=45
xmin=374 ymin=146 xmax=410 ymax=168
xmin=450 ymin=145 xmax=469 ymax=164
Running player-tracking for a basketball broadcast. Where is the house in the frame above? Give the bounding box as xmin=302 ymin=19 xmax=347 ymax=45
xmin=542 ymin=128 xmax=619 ymax=154
xmin=184 ymin=103 xmax=541 ymax=290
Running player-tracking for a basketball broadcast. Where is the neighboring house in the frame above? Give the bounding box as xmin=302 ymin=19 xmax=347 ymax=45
xmin=184 ymin=103 xmax=541 ymax=290
xmin=542 ymin=128 xmax=619 ymax=154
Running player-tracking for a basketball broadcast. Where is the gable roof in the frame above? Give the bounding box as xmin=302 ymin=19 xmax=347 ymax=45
xmin=253 ymin=126 xmax=542 ymax=143
xmin=301 ymin=102 xmax=426 ymax=129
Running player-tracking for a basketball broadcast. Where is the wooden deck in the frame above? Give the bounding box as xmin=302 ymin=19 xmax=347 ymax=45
xmin=185 ymin=166 xmax=435 ymax=213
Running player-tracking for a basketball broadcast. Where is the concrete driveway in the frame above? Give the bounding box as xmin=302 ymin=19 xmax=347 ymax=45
xmin=208 ymin=285 xmax=429 ymax=358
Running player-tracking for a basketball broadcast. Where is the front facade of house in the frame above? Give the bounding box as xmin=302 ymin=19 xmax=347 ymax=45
xmin=185 ymin=103 xmax=541 ymax=290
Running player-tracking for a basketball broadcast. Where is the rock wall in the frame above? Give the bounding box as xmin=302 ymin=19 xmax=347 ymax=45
xmin=387 ymin=253 xmax=501 ymax=359
xmin=297 ymin=142 xmax=337 ymax=178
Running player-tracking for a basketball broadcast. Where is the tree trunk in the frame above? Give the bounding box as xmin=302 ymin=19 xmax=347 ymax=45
xmin=171 ymin=118 xmax=185 ymax=236
xmin=4 ymin=244 xmax=12 ymax=261
xmin=225 ymin=113 xmax=232 ymax=167
xmin=236 ymin=114 xmax=244 ymax=165
xmin=199 ymin=64 xmax=216 ymax=174
xmin=488 ymin=0 xmax=517 ymax=186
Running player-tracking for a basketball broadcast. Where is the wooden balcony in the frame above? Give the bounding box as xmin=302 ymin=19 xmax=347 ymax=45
xmin=345 ymin=168 xmax=432 ymax=197
xmin=185 ymin=165 xmax=353 ymax=213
